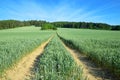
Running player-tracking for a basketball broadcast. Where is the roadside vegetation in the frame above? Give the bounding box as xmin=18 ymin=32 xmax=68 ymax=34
xmin=57 ymin=28 xmax=120 ymax=78
xmin=0 ymin=26 xmax=55 ymax=76
xmin=31 ymin=35 xmax=85 ymax=80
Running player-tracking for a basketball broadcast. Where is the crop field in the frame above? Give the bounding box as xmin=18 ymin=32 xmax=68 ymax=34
xmin=57 ymin=28 xmax=120 ymax=78
xmin=0 ymin=26 xmax=55 ymax=76
xmin=0 ymin=26 xmax=120 ymax=80
xmin=31 ymin=35 xmax=85 ymax=80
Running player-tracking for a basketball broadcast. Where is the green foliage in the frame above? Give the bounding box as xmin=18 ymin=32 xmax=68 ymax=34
xmin=57 ymin=28 xmax=120 ymax=78
xmin=31 ymin=35 xmax=85 ymax=80
xmin=26 ymin=20 xmax=46 ymax=27
xmin=41 ymin=23 xmax=57 ymax=30
xmin=52 ymin=22 xmax=116 ymax=30
xmin=0 ymin=20 xmax=24 ymax=29
xmin=0 ymin=20 xmax=119 ymax=30
xmin=0 ymin=20 xmax=47 ymax=30
xmin=111 ymin=25 xmax=120 ymax=30
xmin=0 ymin=26 xmax=55 ymax=76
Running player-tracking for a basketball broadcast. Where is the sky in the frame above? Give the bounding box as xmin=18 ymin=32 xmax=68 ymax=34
xmin=0 ymin=0 xmax=120 ymax=25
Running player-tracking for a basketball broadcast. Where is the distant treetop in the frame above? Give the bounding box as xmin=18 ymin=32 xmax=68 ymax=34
xmin=0 ymin=20 xmax=119 ymax=30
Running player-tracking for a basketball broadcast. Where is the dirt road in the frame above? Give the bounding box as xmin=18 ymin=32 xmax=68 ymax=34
xmin=61 ymin=40 xmax=114 ymax=80
xmin=0 ymin=36 xmax=53 ymax=80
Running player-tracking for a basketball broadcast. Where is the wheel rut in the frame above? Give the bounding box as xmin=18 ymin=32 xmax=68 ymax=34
xmin=0 ymin=36 xmax=53 ymax=80
xmin=60 ymin=39 xmax=115 ymax=80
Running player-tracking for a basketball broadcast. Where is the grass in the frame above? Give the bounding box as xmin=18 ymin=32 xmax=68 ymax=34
xmin=1 ymin=27 xmax=120 ymax=79
xmin=0 ymin=26 xmax=55 ymax=76
xmin=57 ymin=28 xmax=120 ymax=78
xmin=31 ymin=35 xmax=85 ymax=80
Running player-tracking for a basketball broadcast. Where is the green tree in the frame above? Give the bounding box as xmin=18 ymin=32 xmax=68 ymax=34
xmin=41 ymin=23 xmax=57 ymax=30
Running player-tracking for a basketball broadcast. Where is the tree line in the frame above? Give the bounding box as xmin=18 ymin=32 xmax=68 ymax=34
xmin=0 ymin=20 xmax=46 ymax=30
xmin=53 ymin=22 xmax=120 ymax=30
xmin=0 ymin=20 xmax=120 ymax=30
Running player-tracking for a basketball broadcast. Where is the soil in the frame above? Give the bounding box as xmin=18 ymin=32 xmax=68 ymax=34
xmin=61 ymin=40 xmax=116 ymax=80
xmin=0 ymin=36 xmax=53 ymax=80
xmin=0 ymin=35 xmax=117 ymax=80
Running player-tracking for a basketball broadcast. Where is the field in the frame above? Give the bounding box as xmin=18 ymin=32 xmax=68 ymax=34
xmin=31 ymin=35 xmax=84 ymax=80
xmin=57 ymin=28 xmax=120 ymax=78
xmin=0 ymin=26 xmax=55 ymax=75
xmin=0 ymin=26 xmax=120 ymax=80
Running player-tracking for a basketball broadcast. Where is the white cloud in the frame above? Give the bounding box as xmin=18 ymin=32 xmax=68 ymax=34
xmin=1 ymin=0 xmax=119 ymax=25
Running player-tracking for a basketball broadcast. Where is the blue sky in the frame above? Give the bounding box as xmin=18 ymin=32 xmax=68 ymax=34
xmin=0 ymin=0 xmax=120 ymax=25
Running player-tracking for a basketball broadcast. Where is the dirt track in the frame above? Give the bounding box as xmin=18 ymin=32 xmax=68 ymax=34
xmin=0 ymin=35 xmax=115 ymax=80
xmin=0 ymin=36 xmax=52 ymax=80
xmin=61 ymin=40 xmax=114 ymax=80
